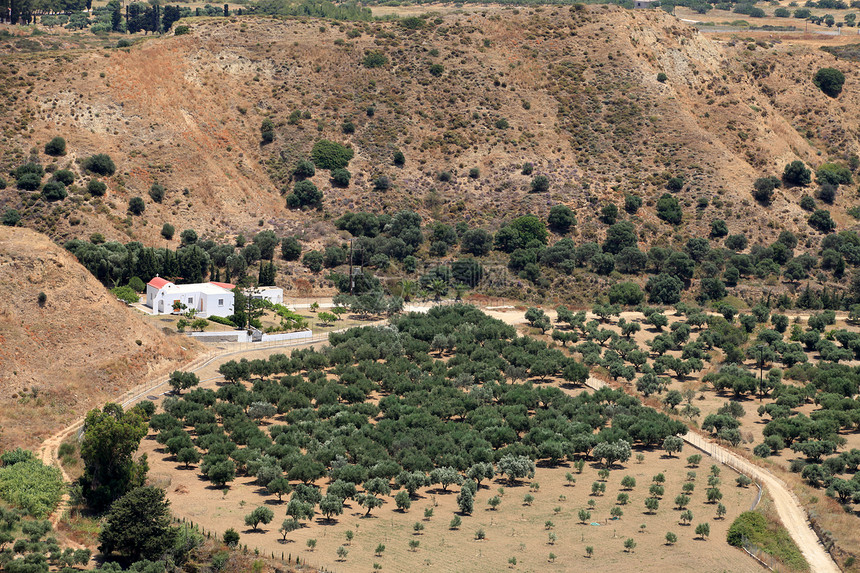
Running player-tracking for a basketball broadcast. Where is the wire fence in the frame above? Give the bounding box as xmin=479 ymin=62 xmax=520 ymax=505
xmin=741 ymin=534 xmax=781 ymax=572
xmin=171 ymin=517 xmax=335 ymax=572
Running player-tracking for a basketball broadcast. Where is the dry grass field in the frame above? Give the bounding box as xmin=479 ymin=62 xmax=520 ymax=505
xmin=141 ymin=416 xmax=762 ymax=573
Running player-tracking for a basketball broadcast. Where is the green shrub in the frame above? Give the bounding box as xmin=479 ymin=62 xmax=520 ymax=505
xmin=311 ymin=139 xmax=354 ymax=170
xmin=666 ymin=176 xmax=684 ymax=191
xmin=281 ymin=236 xmax=302 ymax=260
xmin=814 ymin=67 xmax=845 ymax=98
xmin=624 ymin=194 xmax=642 ymax=214
xmin=656 ymin=193 xmax=683 ymax=224
xmin=331 ymin=168 xmax=351 ymax=187
xmin=374 ymin=175 xmax=392 ymax=190
xmin=149 ymin=182 xmax=165 ymax=203
xmin=429 ymin=63 xmax=444 ymax=76
xmin=261 ymin=118 xmax=274 ymax=144
xmin=287 ymin=180 xmax=322 ymax=209
xmin=16 ymin=173 xmax=42 ymax=191
xmin=393 ymin=151 xmax=405 ymax=166
xmin=44 ymin=136 xmax=67 ymax=156
xmin=362 ymin=51 xmax=388 ymax=68
xmin=128 ymin=196 xmax=145 ymax=215
xmin=727 ymin=511 xmax=805 ymax=570
xmin=116 ymin=38 xmax=132 ymax=47
xmin=816 ymin=163 xmax=852 ymax=186
xmin=783 ymin=161 xmax=811 ymax=186
xmin=87 ymin=179 xmax=107 ymax=196
xmin=657 ymin=72 xmax=668 ymax=83
xmin=2 ymin=209 xmax=21 ymax=226
xmin=710 ymin=219 xmax=728 ymax=237
xmin=127 ymin=276 xmax=146 ymax=292
xmin=53 ymin=169 xmax=75 ymax=186
xmin=293 ymin=160 xmax=316 ymax=180
xmin=0 ymin=456 xmax=64 ymax=518
xmin=808 ymin=209 xmax=835 ymax=233
xmin=209 ymin=315 xmax=237 ymax=328
xmin=303 ymin=250 xmax=324 ymax=272
xmin=112 ymin=285 xmax=140 ymax=304
xmin=83 ymin=153 xmax=116 ymax=176
xmin=530 ymin=175 xmax=549 ymax=193
xmin=16 ymin=162 xmax=44 ymax=180
xmin=174 ymin=25 xmax=190 ymax=35
xmin=400 ymin=16 xmax=424 ymax=29
xmin=42 ymin=181 xmax=67 ymax=201
xmin=752 ymin=176 xmax=780 ymax=205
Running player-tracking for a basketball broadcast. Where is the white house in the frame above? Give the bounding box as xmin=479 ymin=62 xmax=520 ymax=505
xmin=634 ymin=0 xmax=659 ymax=8
xmin=146 ymin=277 xmax=235 ymax=318
xmin=248 ymin=286 xmax=284 ymax=305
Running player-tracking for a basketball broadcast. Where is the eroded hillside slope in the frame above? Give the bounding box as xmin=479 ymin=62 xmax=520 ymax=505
xmin=0 ymin=226 xmax=198 ymax=449
xmin=0 ymin=6 xmax=857 ymax=249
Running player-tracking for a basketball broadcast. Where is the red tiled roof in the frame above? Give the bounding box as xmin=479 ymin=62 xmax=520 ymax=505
xmin=147 ymin=277 xmax=171 ymax=289
xmin=209 ymin=281 xmax=235 ymax=290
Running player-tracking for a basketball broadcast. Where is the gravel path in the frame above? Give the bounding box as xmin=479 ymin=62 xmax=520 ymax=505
xmin=584 ymin=376 xmax=840 ymax=573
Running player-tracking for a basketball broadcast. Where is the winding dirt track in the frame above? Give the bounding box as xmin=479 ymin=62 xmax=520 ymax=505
xmin=37 ymin=307 xmax=842 ymax=573
xmin=585 ymin=376 xmax=840 ymax=573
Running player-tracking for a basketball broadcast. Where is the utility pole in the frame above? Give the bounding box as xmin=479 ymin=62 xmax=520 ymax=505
xmin=348 ymin=238 xmax=354 ymax=295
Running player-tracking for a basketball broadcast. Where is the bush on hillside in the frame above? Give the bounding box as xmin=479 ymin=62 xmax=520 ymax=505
xmin=44 ymin=136 xmax=67 ymax=156
xmin=83 ymin=154 xmax=116 ymax=176
xmin=311 ymin=140 xmax=354 ymax=170
xmin=814 ymin=67 xmax=845 ymax=98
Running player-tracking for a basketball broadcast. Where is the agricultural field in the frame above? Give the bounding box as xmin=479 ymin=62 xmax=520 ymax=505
xmin=132 ymin=304 xmax=814 ymax=572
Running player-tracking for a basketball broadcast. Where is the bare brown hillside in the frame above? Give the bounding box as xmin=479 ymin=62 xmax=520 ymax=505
xmin=0 ymin=6 xmax=859 ymax=249
xmin=0 ymin=226 xmax=199 ymax=450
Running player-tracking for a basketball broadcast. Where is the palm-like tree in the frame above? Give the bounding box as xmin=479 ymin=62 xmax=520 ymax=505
xmin=399 ymin=279 xmax=415 ymax=302
xmin=430 ymin=279 xmax=447 ymax=302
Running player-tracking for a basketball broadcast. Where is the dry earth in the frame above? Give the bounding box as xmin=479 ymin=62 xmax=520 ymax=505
xmin=2 ymin=6 xmax=860 ymax=253
xmin=0 ymin=225 xmax=200 ymax=450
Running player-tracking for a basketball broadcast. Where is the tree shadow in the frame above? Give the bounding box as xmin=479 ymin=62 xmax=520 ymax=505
xmin=536 ymin=459 xmax=569 ymax=469
xmin=314 ymin=517 xmax=339 ymax=526
xmin=277 ymin=538 xmax=296 ymax=545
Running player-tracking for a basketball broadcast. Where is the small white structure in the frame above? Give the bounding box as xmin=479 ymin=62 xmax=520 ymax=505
xmin=146 ymin=277 xmax=235 ymax=318
xmin=249 ymin=286 xmax=284 ymax=305
xmin=634 ymin=0 xmax=658 ymax=8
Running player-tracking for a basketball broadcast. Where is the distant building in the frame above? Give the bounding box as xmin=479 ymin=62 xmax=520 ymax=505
xmin=634 ymin=0 xmax=659 ymax=8
xmin=249 ymin=287 xmax=284 ymax=305
xmin=146 ymin=277 xmax=235 ymax=318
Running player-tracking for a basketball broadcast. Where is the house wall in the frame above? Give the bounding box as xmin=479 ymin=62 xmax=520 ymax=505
xmin=252 ymin=288 xmax=284 ymax=305
xmin=201 ymin=292 xmax=234 ymax=318
xmin=145 ymin=284 xmax=160 ymax=308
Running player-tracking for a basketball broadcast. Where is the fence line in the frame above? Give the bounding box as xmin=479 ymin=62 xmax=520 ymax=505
xmin=684 ymin=434 xmax=764 ymax=511
xmin=742 ymin=534 xmax=779 ymax=572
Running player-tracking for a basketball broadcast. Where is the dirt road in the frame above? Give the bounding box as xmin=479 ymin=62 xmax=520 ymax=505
xmin=584 ymin=376 xmax=840 ymax=573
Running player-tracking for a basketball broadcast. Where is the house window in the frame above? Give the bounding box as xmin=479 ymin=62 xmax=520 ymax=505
xmin=218 ymin=299 xmax=224 ymax=306
xmin=187 ymin=297 xmax=193 ymax=305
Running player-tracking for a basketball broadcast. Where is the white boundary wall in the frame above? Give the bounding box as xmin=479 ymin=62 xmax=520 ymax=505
xmin=186 ymin=330 xmax=313 ymax=343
